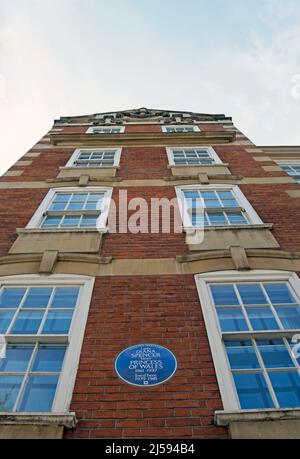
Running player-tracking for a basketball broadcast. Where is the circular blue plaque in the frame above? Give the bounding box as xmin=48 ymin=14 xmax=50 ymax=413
xmin=115 ymin=344 xmax=177 ymax=387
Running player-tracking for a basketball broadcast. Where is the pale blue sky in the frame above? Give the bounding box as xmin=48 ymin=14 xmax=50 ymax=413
xmin=1 ymin=0 xmax=300 ymax=174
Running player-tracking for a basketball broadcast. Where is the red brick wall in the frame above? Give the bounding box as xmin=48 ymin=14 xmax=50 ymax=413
xmin=0 ymin=149 xmax=74 ymax=182
xmin=66 ymin=275 xmax=228 ymax=439
xmin=125 ymin=125 xmax=162 ymax=133
xmin=241 ymin=184 xmax=300 ymax=251
xmin=0 ymin=189 xmax=47 ymax=256
xmin=214 ymin=146 xmax=287 ymax=178
xmin=1 ymin=120 xmax=300 ymax=439
xmin=118 ymin=147 xmax=171 ymax=179
xmin=102 ymin=186 xmax=187 ymax=259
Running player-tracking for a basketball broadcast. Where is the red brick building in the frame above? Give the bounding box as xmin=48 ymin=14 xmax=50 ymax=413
xmin=1 ymin=108 xmax=300 ymax=439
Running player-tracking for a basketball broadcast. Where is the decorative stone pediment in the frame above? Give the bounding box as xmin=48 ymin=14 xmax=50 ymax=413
xmin=55 ymin=108 xmax=231 ymax=126
xmin=92 ymin=107 xmax=231 ymax=125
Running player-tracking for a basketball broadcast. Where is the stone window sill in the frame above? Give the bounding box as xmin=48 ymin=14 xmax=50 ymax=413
xmin=0 ymin=412 xmax=77 ymax=439
xmin=0 ymin=412 xmax=77 ymax=429
xmin=57 ymin=166 xmax=118 ymax=179
xmin=59 ymin=166 xmax=119 ymax=170
xmin=215 ymin=408 xmax=300 ymax=426
xmin=10 ymin=228 xmax=105 ymax=255
xmin=167 ymin=163 xmax=230 ymax=169
xmin=168 ymin=163 xmax=231 ymax=177
xmin=17 ymin=227 xmax=107 ymax=235
xmin=183 ymin=223 xmax=273 ymax=235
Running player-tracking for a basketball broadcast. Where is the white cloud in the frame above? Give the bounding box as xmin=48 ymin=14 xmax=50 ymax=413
xmin=0 ymin=0 xmax=300 ymax=175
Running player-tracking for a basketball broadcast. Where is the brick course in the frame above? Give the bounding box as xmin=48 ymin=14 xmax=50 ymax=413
xmin=65 ymin=275 xmax=228 ymax=439
xmin=0 ymin=113 xmax=299 ymax=439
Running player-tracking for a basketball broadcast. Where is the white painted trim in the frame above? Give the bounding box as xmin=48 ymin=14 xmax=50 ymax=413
xmin=195 ymin=270 xmax=300 ymax=411
xmin=26 ymin=186 xmax=113 ymax=231
xmin=86 ymin=126 xmax=125 ymax=134
xmin=65 ymin=148 xmax=122 ymax=168
xmin=175 ymin=183 xmax=263 ymax=229
xmin=166 ymin=146 xmax=222 ymax=166
xmin=161 ymin=125 xmax=200 ymax=133
xmin=0 ymin=274 xmax=95 ymax=413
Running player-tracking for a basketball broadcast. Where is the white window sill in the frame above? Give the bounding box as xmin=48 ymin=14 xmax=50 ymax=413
xmin=0 ymin=412 xmax=77 ymax=429
xmin=215 ymin=408 xmax=300 ymax=426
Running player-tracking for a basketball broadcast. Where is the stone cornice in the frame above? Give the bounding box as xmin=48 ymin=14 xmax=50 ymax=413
xmin=0 ymin=249 xmax=300 ymax=277
xmin=177 ymin=248 xmax=300 ymax=264
xmin=50 ymin=131 xmax=236 ymax=147
xmin=0 ymin=253 xmax=112 ymax=265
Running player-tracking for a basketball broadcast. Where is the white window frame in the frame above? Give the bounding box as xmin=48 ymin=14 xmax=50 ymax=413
xmin=0 ymin=273 xmax=95 ymax=413
xmin=195 ymin=270 xmax=300 ymax=411
xmin=175 ymin=184 xmax=263 ymax=230
xmin=161 ymin=125 xmax=200 ymax=133
xmin=65 ymin=148 xmax=122 ymax=168
xmin=26 ymin=186 xmax=113 ymax=232
xmin=166 ymin=146 xmax=222 ymax=166
xmin=86 ymin=126 xmax=125 ymax=134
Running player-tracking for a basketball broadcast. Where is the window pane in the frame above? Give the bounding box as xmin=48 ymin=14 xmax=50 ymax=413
xmin=0 ymin=346 xmax=34 ymax=372
xmin=0 ymin=376 xmax=23 ymax=411
xmin=218 ymin=191 xmax=234 ymax=199
xmin=11 ymin=311 xmax=44 ymax=334
xmin=184 ymin=191 xmax=199 ymax=199
xmin=257 ymin=341 xmax=295 ymax=368
xmin=71 ymin=194 xmax=86 ymax=202
xmin=54 ymin=194 xmax=70 ymax=202
xmin=42 ymin=310 xmax=73 ymax=335
xmin=18 ymin=376 xmax=59 ymax=412
xmin=217 ymin=308 xmax=248 ymax=332
xmin=67 ymin=202 xmax=84 ymax=211
xmin=203 ymin=199 xmax=220 ymax=208
xmin=201 ymin=192 xmax=216 ymax=199
xmin=32 ymin=346 xmax=66 ymax=372
xmin=80 ymin=216 xmax=97 ymax=228
xmin=42 ymin=216 xmax=61 ymax=228
xmin=264 ymin=284 xmax=296 ymax=304
xmin=199 ymin=159 xmax=213 ymax=165
xmin=88 ymin=194 xmax=104 ymax=201
xmin=188 ymin=198 xmax=203 ymax=209
xmin=208 ymin=213 xmax=227 ymax=226
xmin=191 ymin=213 xmax=207 ymax=227
xmin=0 ymin=311 xmax=15 ymax=333
xmin=0 ymin=288 xmax=26 ymax=309
xmin=225 ymin=342 xmax=260 ymax=369
xmin=275 ymin=306 xmax=300 ymax=329
xmin=269 ymin=371 xmax=300 ymax=408
xmin=50 ymin=288 xmax=79 ymax=309
xmin=227 ymin=212 xmax=248 ymax=225
xmin=237 ymin=284 xmax=267 ymax=305
xmin=221 ymin=199 xmax=238 ymax=207
xmin=60 ymin=216 xmax=80 ymax=227
xmin=22 ymin=288 xmax=52 ymax=309
xmin=84 ymin=202 xmax=98 ymax=210
xmin=246 ymin=307 xmax=279 ymax=331
xmin=233 ymin=373 xmax=274 ymax=409
xmin=49 ymin=203 xmax=66 ymax=211
xmin=210 ymin=285 xmax=239 ymax=306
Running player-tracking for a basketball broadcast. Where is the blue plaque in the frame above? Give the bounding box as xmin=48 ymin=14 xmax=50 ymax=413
xmin=115 ymin=344 xmax=177 ymax=387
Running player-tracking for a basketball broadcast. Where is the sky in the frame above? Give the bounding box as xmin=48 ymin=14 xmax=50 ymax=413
xmin=0 ymin=0 xmax=300 ymax=175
